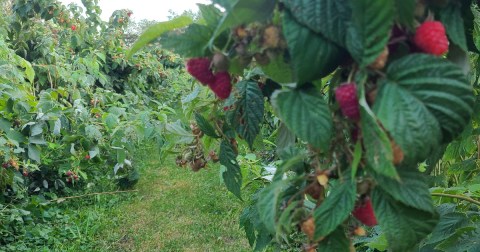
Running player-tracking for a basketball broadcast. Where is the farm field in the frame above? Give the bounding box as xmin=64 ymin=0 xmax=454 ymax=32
xmin=1 ymin=0 xmax=480 ymax=252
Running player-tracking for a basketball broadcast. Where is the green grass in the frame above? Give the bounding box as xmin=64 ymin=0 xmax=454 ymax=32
xmin=56 ymin=152 xmax=251 ymax=251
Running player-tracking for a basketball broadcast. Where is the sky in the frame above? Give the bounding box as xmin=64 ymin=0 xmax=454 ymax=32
xmin=58 ymin=0 xmax=210 ymax=21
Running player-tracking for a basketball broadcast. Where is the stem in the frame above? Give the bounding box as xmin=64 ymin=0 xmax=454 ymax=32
xmin=48 ymin=190 xmax=139 ymax=203
xmin=431 ymin=193 xmax=480 ymax=206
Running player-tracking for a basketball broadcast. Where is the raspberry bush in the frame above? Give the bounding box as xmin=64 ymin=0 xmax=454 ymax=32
xmin=131 ymin=0 xmax=480 ymax=251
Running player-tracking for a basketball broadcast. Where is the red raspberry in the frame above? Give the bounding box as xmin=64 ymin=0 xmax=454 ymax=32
xmin=209 ymin=72 xmax=232 ymax=100
xmin=85 ymin=154 xmax=90 ymax=160
xmin=414 ymin=21 xmax=449 ymax=56
xmin=71 ymin=25 xmax=77 ymax=31
xmin=186 ymin=58 xmax=215 ymax=85
xmin=352 ymin=197 xmax=378 ymax=227
xmin=335 ymin=83 xmax=360 ymax=121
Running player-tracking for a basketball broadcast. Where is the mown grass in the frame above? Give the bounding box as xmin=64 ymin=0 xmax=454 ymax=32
xmin=54 ymin=150 xmax=251 ymax=252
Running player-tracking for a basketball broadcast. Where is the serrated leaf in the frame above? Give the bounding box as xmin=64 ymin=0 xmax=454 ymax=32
xmin=316 ymin=226 xmax=350 ymax=252
xmin=198 ymin=4 xmax=222 ymax=27
xmin=370 ymin=168 xmax=435 ymax=213
xmin=283 ymin=0 xmax=351 ymax=46
xmin=219 ymin=140 xmax=242 ymax=199
xmin=272 ymin=88 xmax=332 ymax=150
xmin=394 ymin=0 xmax=415 ymax=30
xmin=28 ymin=144 xmax=41 ymax=163
xmin=161 ymin=24 xmax=213 ymax=58
xmin=374 ymin=54 xmax=474 ymax=164
xmin=233 ymin=81 xmax=264 ymax=149
xmin=257 ymin=179 xmax=287 ymax=234
xmin=372 ymin=188 xmax=439 ymax=252
xmin=313 ymin=176 xmax=356 ymax=239
xmin=85 ymin=125 xmax=102 ymax=140
xmin=275 ymin=123 xmax=296 ymax=154
xmin=436 ymin=225 xmax=480 ymax=252
xmin=360 ymin=103 xmax=398 ymax=179
xmin=128 ymin=16 xmax=193 ymax=58
xmin=346 ymin=0 xmax=394 ymax=67
xmin=209 ymin=0 xmax=275 ymax=43
xmin=283 ymin=11 xmax=345 ymax=84
xmin=426 ymin=212 xmax=471 ymax=245
xmin=0 ymin=118 xmax=11 ymax=132
xmin=260 ymin=55 xmax=293 ymax=84
xmin=439 ymin=3 xmax=468 ymax=51
xmin=194 ymin=113 xmax=219 ymax=138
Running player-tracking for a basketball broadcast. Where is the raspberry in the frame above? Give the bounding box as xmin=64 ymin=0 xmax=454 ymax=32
xmin=186 ymin=58 xmax=215 ymax=85
xmin=71 ymin=25 xmax=77 ymax=31
xmin=414 ymin=21 xmax=449 ymax=56
xmin=208 ymin=72 xmax=232 ymax=100
xmin=335 ymin=83 xmax=360 ymax=121
xmin=352 ymin=197 xmax=377 ymax=226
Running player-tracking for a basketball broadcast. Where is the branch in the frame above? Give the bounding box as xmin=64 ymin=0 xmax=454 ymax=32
xmin=48 ymin=190 xmax=139 ymax=203
xmin=431 ymin=192 xmax=480 ymax=206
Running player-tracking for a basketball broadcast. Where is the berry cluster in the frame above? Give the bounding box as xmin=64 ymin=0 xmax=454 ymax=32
xmin=65 ymin=170 xmax=79 ymax=183
xmin=186 ymin=57 xmax=232 ymax=100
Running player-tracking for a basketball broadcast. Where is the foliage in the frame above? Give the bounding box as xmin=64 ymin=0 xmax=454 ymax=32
xmin=133 ymin=0 xmax=480 ymax=251
xmin=0 ymin=0 xmax=193 ymax=249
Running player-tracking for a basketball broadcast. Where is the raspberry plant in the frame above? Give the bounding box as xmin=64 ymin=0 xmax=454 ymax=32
xmin=131 ymin=0 xmax=480 ymax=251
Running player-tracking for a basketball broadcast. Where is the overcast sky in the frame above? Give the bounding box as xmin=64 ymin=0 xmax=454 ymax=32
xmin=58 ymin=0 xmax=210 ymax=21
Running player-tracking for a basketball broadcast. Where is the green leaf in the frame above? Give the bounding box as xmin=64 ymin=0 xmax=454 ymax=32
xmin=161 ymin=24 xmax=213 ymax=58
xmin=198 ymin=4 xmax=222 ymax=27
xmin=426 ymin=212 xmax=471 ymax=245
xmin=272 ymin=88 xmax=332 ymax=150
xmin=194 ymin=113 xmax=219 ymax=138
xmin=233 ymin=81 xmax=264 ymax=149
xmin=260 ymin=55 xmax=294 ymax=84
xmin=282 ymin=0 xmax=351 ymax=46
xmin=394 ymin=0 xmax=415 ymax=30
xmin=372 ymin=188 xmax=439 ymax=252
xmin=28 ymin=144 xmax=41 ymax=163
xmin=313 ymin=176 xmax=356 ymax=239
xmin=219 ymin=140 xmax=242 ymax=199
xmin=436 ymin=225 xmax=480 ymax=252
xmin=128 ymin=16 xmax=193 ymax=58
xmin=346 ymin=0 xmax=394 ymax=67
xmin=374 ymin=54 xmax=474 ymax=163
xmin=360 ymin=102 xmax=398 ymax=179
xmin=257 ymin=179 xmax=287 ymax=234
xmin=439 ymin=3 xmax=468 ymax=52
xmin=209 ymin=0 xmax=275 ymax=43
xmin=283 ymin=11 xmax=345 ymax=84
xmin=0 ymin=118 xmax=11 ymax=132
xmin=370 ymin=168 xmax=435 ymax=213
xmin=275 ymin=123 xmax=296 ymax=154
xmin=316 ymin=226 xmax=350 ymax=252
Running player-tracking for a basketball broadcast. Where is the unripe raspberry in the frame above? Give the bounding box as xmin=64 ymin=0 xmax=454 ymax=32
xmin=335 ymin=83 xmax=360 ymax=121
xmin=208 ymin=72 xmax=232 ymax=100
xmin=186 ymin=58 xmax=215 ymax=85
xmin=414 ymin=21 xmax=449 ymax=56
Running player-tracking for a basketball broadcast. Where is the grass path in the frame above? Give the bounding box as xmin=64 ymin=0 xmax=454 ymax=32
xmin=94 ymin=157 xmax=251 ymax=252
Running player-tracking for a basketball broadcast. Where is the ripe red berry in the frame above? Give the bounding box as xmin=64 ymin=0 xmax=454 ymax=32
xmin=71 ymin=25 xmax=76 ymax=31
xmin=2 ymin=163 xmax=8 ymax=169
xmin=352 ymin=197 xmax=377 ymax=226
xmin=414 ymin=21 xmax=449 ymax=56
xmin=335 ymin=83 xmax=360 ymax=121
xmin=66 ymin=171 xmax=73 ymax=176
xmin=22 ymin=171 xmax=28 ymax=177
xmin=208 ymin=72 xmax=232 ymax=100
xmin=85 ymin=154 xmax=90 ymax=160
xmin=127 ymin=12 xmax=132 ymax=17
xmin=186 ymin=58 xmax=215 ymax=85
